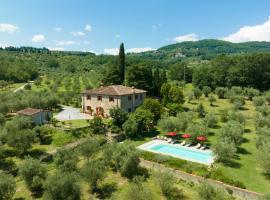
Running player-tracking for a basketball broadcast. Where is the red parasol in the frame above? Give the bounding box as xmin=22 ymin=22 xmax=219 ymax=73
xmin=182 ymin=133 xmax=191 ymax=139
xmin=167 ymin=132 xmax=177 ymax=137
xmin=196 ymin=136 xmax=207 ymax=142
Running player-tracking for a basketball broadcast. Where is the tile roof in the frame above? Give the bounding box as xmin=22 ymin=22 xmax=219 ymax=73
xmin=82 ymin=85 xmax=147 ymax=96
xmin=17 ymin=108 xmax=44 ymax=116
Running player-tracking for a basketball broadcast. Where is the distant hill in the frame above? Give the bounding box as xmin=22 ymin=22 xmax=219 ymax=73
xmin=130 ymin=39 xmax=270 ymax=61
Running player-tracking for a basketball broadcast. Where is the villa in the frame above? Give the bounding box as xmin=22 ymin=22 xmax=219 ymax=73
xmin=81 ymin=85 xmax=147 ymax=117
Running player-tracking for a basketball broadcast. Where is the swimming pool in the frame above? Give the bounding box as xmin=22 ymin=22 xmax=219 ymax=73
xmin=138 ymin=140 xmax=214 ymax=165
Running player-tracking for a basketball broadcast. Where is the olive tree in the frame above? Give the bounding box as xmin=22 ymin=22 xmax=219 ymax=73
xmin=19 ymin=157 xmax=47 ymax=195
xmin=0 ymin=172 xmax=16 ymax=200
xmin=202 ymin=86 xmax=211 ymax=97
xmin=44 ymin=172 xmax=81 ymax=200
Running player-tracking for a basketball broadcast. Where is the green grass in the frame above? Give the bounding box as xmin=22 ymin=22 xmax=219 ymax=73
xmin=184 ymin=84 xmax=270 ymax=193
xmin=56 ymin=119 xmax=90 ymax=129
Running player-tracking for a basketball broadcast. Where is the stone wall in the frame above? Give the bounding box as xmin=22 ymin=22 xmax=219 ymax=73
xmin=140 ymin=159 xmax=261 ymax=200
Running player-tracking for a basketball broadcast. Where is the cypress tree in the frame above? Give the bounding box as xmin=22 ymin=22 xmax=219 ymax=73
xmin=119 ymin=43 xmax=125 ymax=83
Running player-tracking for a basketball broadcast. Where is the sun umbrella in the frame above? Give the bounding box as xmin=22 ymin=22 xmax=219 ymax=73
xmin=196 ymin=136 xmax=207 ymax=142
xmin=182 ymin=133 xmax=191 ymax=139
xmin=167 ymin=132 xmax=177 ymax=137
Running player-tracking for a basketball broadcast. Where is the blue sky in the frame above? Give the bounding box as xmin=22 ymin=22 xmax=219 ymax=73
xmin=1 ymin=0 xmax=270 ymax=54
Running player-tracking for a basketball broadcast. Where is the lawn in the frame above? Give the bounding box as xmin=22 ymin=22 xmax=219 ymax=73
xmin=177 ymin=84 xmax=270 ymax=193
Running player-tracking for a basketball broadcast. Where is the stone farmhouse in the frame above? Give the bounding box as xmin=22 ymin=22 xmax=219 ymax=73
xmin=17 ymin=108 xmax=52 ymax=125
xmin=81 ymin=85 xmax=146 ymax=117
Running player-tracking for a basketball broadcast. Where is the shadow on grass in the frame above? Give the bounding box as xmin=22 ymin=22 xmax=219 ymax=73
xmin=237 ymin=147 xmax=251 ymax=155
xmin=28 ymin=149 xmax=47 ymax=159
xmin=244 ymin=128 xmax=252 ymax=133
xmin=210 ymin=104 xmax=219 ymax=107
xmin=223 ymin=160 xmax=242 ymax=168
xmin=239 ymin=107 xmax=249 ymax=111
xmin=242 ymin=138 xmax=250 ymax=143
xmin=96 ymin=182 xmax=117 ymax=199
xmin=0 ymin=159 xmax=18 ymax=175
xmin=208 ymin=131 xmax=215 ymax=136
xmin=2 ymin=148 xmax=17 ymax=158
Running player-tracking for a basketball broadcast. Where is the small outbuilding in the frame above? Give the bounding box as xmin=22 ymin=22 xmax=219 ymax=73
xmin=17 ymin=108 xmax=52 ymax=125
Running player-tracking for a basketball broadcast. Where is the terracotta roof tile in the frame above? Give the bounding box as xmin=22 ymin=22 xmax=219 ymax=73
xmin=17 ymin=108 xmax=44 ymax=116
xmin=82 ymin=85 xmax=146 ymax=96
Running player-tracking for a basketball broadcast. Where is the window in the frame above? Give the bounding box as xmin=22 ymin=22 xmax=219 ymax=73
xmin=97 ymin=96 xmax=102 ymax=101
xmin=128 ymin=95 xmax=132 ymax=101
xmin=140 ymin=94 xmax=143 ymax=100
xmin=128 ymin=108 xmax=132 ymax=112
xmin=109 ymin=96 xmax=114 ymax=102
xmin=135 ymin=94 xmax=138 ymax=100
xmin=86 ymin=95 xmax=91 ymax=100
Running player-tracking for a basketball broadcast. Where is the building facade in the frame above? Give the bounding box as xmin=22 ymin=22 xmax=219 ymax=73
xmin=81 ymin=85 xmax=147 ymax=117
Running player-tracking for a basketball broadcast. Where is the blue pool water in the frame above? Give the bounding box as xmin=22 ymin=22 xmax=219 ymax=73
xmin=149 ymin=144 xmax=214 ymax=165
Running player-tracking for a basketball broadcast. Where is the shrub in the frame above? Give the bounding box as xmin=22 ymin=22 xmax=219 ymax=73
xmin=253 ymin=96 xmax=267 ymax=107
xmin=204 ymin=114 xmax=218 ymax=128
xmin=193 ymin=88 xmax=202 ymax=99
xmin=80 ymin=160 xmax=105 ymax=192
xmin=197 ymin=181 xmax=234 ymax=200
xmin=155 ymin=170 xmax=183 ymax=200
xmin=89 ymin=116 xmax=106 ymax=135
xmin=258 ymin=141 xmax=270 ymax=176
xmin=202 ymin=86 xmax=211 ymax=97
xmin=196 ymin=103 xmax=206 ymax=118
xmin=228 ymin=111 xmax=245 ymax=124
xmin=44 ymin=172 xmax=81 ymax=200
xmin=123 ymin=117 xmax=139 ymax=138
xmin=213 ymin=140 xmax=237 ymax=163
xmin=215 ymin=87 xmax=228 ymax=99
xmin=109 ymin=107 xmax=128 ymax=128
xmin=219 ymin=120 xmax=244 ymax=146
xmin=0 ymin=172 xmax=16 ymax=200
xmin=244 ymin=88 xmax=260 ymax=100
xmin=219 ymin=109 xmax=229 ymax=122
xmin=54 ymin=148 xmax=78 ymax=172
xmin=24 ymin=83 xmax=32 ymax=90
xmin=124 ymin=176 xmax=153 ymax=200
xmin=208 ymin=95 xmax=216 ymax=106
xmin=19 ymin=157 xmax=47 ymax=195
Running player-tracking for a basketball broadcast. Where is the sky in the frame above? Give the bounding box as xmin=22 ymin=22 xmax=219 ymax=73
xmin=1 ymin=0 xmax=270 ymax=54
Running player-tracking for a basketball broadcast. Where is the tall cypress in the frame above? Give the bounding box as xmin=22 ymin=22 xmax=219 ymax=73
xmin=119 ymin=43 xmax=125 ymax=83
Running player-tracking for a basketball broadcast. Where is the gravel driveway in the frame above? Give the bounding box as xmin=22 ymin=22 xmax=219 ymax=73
xmin=54 ymin=106 xmax=92 ymax=121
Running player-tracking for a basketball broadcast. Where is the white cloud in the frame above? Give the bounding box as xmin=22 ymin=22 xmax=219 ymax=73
xmin=127 ymin=47 xmax=156 ymax=53
xmin=223 ymin=16 xmax=270 ymax=43
xmin=54 ymin=40 xmax=80 ymax=46
xmin=32 ymin=34 xmax=46 ymax=43
xmin=173 ymin=33 xmax=199 ymax=43
xmin=85 ymin=24 xmax=92 ymax=32
xmin=115 ymin=34 xmax=120 ymax=38
xmin=55 ymin=27 xmax=62 ymax=32
xmin=0 ymin=23 xmax=19 ymax=34
xmin=104 ymin=48 xmax=119 ymax=55
xmin=104 ymin=47 xmax=155 ymax=55
xmin=48 ymin=47 xmax=64 ymax=51
xmin=83 ymin=41 xmax=90 ymax=44
xmin=71 ymin=31 xmax=85 ymax=36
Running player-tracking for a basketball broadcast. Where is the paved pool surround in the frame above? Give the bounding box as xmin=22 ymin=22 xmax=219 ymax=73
xmin=138 ymin=140 xmax=214 ymax=165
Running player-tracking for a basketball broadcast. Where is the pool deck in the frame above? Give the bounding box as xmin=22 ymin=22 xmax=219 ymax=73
xmin=137 ymin=140 xmax=214 ymax=165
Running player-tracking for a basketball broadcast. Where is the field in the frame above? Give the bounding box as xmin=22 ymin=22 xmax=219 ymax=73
xmin=181 ymin=84 xmax=269 ymax=193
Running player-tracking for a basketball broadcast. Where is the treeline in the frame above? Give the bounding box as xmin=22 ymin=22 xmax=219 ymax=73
xmin=192 ymin=53 xmax=270 ymax=91
xmin=0 ymin=54 xmax=38 ymax=82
